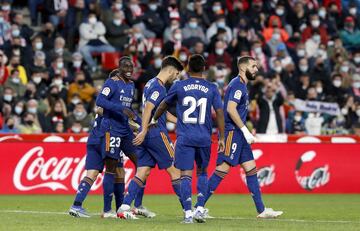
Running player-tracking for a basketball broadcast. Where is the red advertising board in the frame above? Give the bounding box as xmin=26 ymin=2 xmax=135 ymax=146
xmin=0 ymin=142 xmax=359 ymax=194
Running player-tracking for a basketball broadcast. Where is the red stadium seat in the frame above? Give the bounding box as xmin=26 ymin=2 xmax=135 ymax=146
xmin=101 ymin=52 xmax=121 ymax=71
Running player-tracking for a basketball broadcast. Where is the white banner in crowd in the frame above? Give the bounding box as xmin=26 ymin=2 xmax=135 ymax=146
xmin=293 ymin=99 xmax=340 ymax=116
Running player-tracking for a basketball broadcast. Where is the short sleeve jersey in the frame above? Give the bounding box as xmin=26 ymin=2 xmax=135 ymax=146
xmin=164 ymin=77 xmax=223 ymax=147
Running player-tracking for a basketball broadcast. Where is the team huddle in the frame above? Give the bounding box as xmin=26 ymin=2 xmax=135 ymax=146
xmin=68 ymin=54 xmax=283 ymax=223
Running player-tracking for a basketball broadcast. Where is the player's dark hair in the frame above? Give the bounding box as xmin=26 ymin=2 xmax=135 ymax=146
xmin=188 ymin=54 xmax=205 ymax=73
xmin=237 ymin=56 xmax=256 ymax=66
xmin=118 ymin=56 xmax=132 ymax=66
xmin=161 ymin=56 xmax=184 ymax=71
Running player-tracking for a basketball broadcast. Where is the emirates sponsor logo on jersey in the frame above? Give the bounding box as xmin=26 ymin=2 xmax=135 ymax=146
xmin=240 ymin=149 xmax=275 ymax=187
xmin=295 ymin=151 xmax=330 ymax=191
xmin=13 ymin=146 xmax=133 ymax=192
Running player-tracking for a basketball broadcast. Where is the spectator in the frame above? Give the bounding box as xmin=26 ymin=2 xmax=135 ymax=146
xmin=68 ymin=121 xmax=83 ymax=133
xmin=29 ymin=70 xmax=48 ymax=99
xmin=67 ymin=52 xmax=91 ymax=84
xmin=12 ymin=12 xmax=34 ymax=44
xmin=44 ymin=0 xmax=68 ymax=28
xmin=67 ymin=71 xmax=96 ymax=106
xmin=206 ymin=14 xmax=232 ymax=43
xmin=26 ymin=99 xmax=47 ymax=131
xmin=302 ymin=13 xmax=328 ymax=44
xmin=12 ymin=100 xmax=25 ymax=126
xmin=38 ymin=22 xmax=57 ymax=53
xmin=45 ymin=100 xmax=67 ymax=132
xmin=66 ymin=102 xmax=93 ymax=132
xmin=266 ymin=28 xmax=287 ymax=56
xmin=124 ymin=0 xmax=145 ymax=26
xmin=183 ymin=0 xmax=210 ymax=28
xmin=349 ymin=73 xmax=360 ymax=102
xmin=182 ymin=16 xmax=206 ymax=46
xmin=262 ymin=15 xmax=289 ymax=43
xmin=207 ymin=40 xmax=232 ymax=70
xmin=18 ymin=112 xmax=42 ymax=134
xmin=0 ymin=50 xmax=9 ymax=85
xmin=163 ymin=28 xmax=183 ymax=56
xmin=0 ymin=86 xmax=15 ymax=109
xmin=105 ymin=10 xmax=131 ymax=51
xmin=54 ymin=121 xmax=65 ymax=133
xmin=48 ymin=36 xmax=72 ymax=66
xmin=78 ymin=13 xmax=115 ymax=72
xmin=49 ymin=56 xmax=69 ymax=80
xmin=0 ymin=11 xmax=11 ymax=45
xmin=7 ymin=55 xmax=27 ymax=84
xmin=163 ymin=18 xmax=180 ymax=43
xmin=256 ymin=83 xmax=285 ymax=134
xmin=305 ymin=113 xmax=324 ymax=135
xmin=42 ymin=85 xmax=67 ymax=115
xmin=28 ymin=51 xmax=48 ymax=80
xmin=4 ymin=69 xmax=26 ymax=98
xmin=288 ymin=111 xmax=306 ymax=134
xmin=142 ymin=0 xmax=165 ymax=38
xmin=0 ymin=116 xmax=19 ymax=133
xmin=340 ymin=16 xmax=360 ymax=50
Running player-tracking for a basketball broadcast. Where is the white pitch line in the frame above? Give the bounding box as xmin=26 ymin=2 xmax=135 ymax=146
xmin=0 ymin=210 xmax=359 ymax=224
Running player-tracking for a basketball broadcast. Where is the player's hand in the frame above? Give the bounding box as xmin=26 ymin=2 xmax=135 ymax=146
xmin=123 ymin=108 xmax=136 ymax=120
xmin=95 ymin=106 xmax=104 ymax=116
xmin=241 ymin=126 xmax=255 ymax=144
xmin=133 ymin=131 xmax=146 ymax=146
xmin=218 ymin=139 xmax=225 ymax=152
xmin=148 ymin=117 xmax=158 ymax=128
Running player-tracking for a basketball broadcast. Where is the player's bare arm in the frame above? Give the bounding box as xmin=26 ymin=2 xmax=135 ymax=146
xmin=133 ymin=101 xmax=155 ymax=146
xmin=166 ymin=112 xmax=177 ymax=124
xmin=215 ymin=108 xmax=225 ymax=152
xmin=150 ymin=100 xmax=169 ymax=127
xmin=227 ymin=100 xmax=254 ymax=144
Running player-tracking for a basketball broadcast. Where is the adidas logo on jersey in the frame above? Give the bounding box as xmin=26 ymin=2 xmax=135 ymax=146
xmin=121 ymin=89 xmax=125 ymax=93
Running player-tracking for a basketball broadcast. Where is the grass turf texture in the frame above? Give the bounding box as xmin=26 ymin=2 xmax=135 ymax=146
xmin=0 ymin=194 xmax=359 ymax=231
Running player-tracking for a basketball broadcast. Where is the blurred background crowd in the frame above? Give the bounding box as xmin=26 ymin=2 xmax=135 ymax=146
xmin=0 ymin=0 xmax=360 ymax=136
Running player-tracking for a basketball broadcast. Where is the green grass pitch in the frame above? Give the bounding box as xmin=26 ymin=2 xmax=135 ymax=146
xmin=0 ymin=194 xmax=359 ymax=231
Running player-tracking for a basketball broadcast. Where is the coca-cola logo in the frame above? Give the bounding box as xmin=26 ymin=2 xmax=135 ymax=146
xmin=13 ymin=146 xmax=133 ymax=192
xmin=295 ymin=151 xmax=330 ymax=191
xmin=240 ymin=149 xmax=275 ymax=187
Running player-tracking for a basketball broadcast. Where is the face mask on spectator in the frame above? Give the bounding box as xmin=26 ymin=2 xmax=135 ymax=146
xmin=253 ymin=47 xmax=262 ymax=54
xmin=33 ymin=76 xmax=42 ymax=84
xmin=115 ymin=3 xmax=122 ymax=10
xmin=318 ymin=9 xmax=326 ymax=18
xmin=216 ymin=21 xmax=226 ymax=28
xmin=8 ymin=124 xmax=14 ymax=129
xmin=54 ymin=79 xmax=63 ymax=86
xmin=25 ymin=120 xmax=34 ymax=126
xmin=297 ymin=49 xmax=305 ymax=57
xmin=57 ymin=62 xmax=64 ymax=69
xmin=154 ymin=58 xmax=162 ymax=68
xmin=333 ymin=79 xmax=342 ymax=88
xmin=216 ymin=77 xmax=225 ymax=85
xmin=28 ymin=107 xmax=37 ymax=114
xmin=294 ymin=115 xmax=302 ymax=122
xmin=341 ymin=107 xmax=348 ymax=115
xmin=14 ymin=106 xmax=23 ymax=115
xmin=215 ymin=48 xmax=224 ymax=55
xmin=35 ymin=42 xmax=43 ymax=50
xmin=299 ymin=65 xmax=308 ymax=72
xmin=88 ymin=17 xmax=97 ymax=24
xmin=71 ymin=98 xmax=81 ymax=105
xmin=353 ymin=82 xmax=360 ymax=88
xmin=316 ymin=87 xmax=323 ymax=93
xmin=12 ymin=77 xmax=20 ymax=84
xmin=327 ymin=40 xmax=334 ymax=47
xmin=113 ymin=19 xmax=122 ymax=26
xmin=349 ymin=7 xmax=357 ymax=16
xmin=149 ymin=4 xmax=157 ymax=11
xmin=55 ymin=48 xmax=63 ymax=54
xmin=340 ymin=65 xmax=349 ymax=73
xmin=72 ymin=126 xmax=81 ymax=133
xmin=12 ymin=29 xmax=20 ymax=37
xmin=0 ymin=17 xmax=3 ymax=23
xmin=3 ymin=94 xmax=12 ymax=102
xmin=74 ymin=111 xmax=87 ymax=120
xmin=174 ymin=33 xmax=182 ymax=40
xmin=276 ymin=8 xmax=284 ymax=16
xmin=274 ymin=66 xmax=282 ymax=73
xmin=356 ymin=109 xmax=360 ymax=117
xmin=73 ymin=60 xmax=82 ymax=68
xmin=272 ymin=33 xmax=280 ymax=41
xmin=311 ymin=20 xmax=320 ymax=28
xmin=212 ymin=5 xmax=221 ymax=12
xmin=2 ymin=5 xmax=10 ymax=11
xmin=179 ymin=53 xmax=187 ymax=62
xmin=189 ymin=22 xmax=198 ymax=29
xmin=354 ymin=56 xmax=360 ymax=64
xmin=134 ymin=33 xmax=142 ymax=40
xmin=312 ymin=34 xmax=321 ymax=43
xmin=153 ymin=46 xmax=161 ymax=55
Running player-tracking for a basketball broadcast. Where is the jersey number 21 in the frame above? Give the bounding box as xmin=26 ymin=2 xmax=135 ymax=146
xmin=182 ymin=96 xmax=207 ymax=124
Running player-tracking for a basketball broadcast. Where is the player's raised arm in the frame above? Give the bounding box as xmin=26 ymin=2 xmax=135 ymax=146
xmin=95 ymin=78 xmax=127 ymax=115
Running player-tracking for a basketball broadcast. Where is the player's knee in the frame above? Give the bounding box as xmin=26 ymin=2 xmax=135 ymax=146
xmin=216 ymin=162 xmax=230 ymax=173
xmin=86 ymin=170 xmax=99 ymax=181
xmin=104 ymin=158 xmax=118 ymax=173
xmin=241 ymin=160 xmax=256 ymax=173
xmin=245 ymin=167 xmax=257 ymax=176
xmin=167 ymin=166 xmax=180 ymax=179
xmin=136 ymin=167 xmax=150 ymax=181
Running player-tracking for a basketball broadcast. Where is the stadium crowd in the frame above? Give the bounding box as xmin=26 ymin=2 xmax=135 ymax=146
xmin=0 ymin=0 xmax=360 ymax=135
